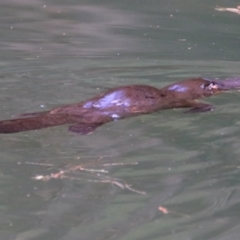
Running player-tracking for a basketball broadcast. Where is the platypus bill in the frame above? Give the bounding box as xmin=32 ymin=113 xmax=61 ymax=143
xmin=0 ymin=77 xmax=239 ymax=135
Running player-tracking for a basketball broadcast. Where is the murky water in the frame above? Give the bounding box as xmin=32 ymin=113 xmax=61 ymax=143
xmin=0 ymin=0 xmax=240 ymax=239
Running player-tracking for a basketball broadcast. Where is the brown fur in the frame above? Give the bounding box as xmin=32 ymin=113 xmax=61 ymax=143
xmin=0 ymin=78 xmax=238 ymax=134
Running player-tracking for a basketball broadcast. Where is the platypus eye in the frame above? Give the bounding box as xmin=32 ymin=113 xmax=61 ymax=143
xmin=204 ymin=82 xmax=219 ymax=91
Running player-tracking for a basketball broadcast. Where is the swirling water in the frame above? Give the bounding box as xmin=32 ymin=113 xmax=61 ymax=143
xmin=0 ymin=0 xmax=240 ymax=239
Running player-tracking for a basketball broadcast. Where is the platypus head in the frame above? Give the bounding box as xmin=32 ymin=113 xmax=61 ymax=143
xmin=216 ymin=78 xmax=240 ymax=90
xmin=200 ymin=78 xmax=240 ymax=97
xmin=202 ymin=79 xmax=231 ymax=96
xmin=163 ymin=78 xmax=234 ymax=99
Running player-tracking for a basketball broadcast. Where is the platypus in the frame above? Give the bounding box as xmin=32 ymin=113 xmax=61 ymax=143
xmin=0 ymin=77 xmax=240 ymax=134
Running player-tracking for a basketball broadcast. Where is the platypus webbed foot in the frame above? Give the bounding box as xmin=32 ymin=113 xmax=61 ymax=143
xmin=68 ymin=123 xmax=103 ymax=135
xmin=185 ymin=103 xmax=213 ymax=113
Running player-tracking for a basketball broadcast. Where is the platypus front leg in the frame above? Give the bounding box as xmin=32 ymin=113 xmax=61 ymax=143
xmin=68 ymin=123 xmax=104 ymax=135
xmin=184 ymin=101 xmax=213 ymax=113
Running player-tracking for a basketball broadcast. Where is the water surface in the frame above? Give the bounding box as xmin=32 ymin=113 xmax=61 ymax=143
xmin=0 ymin=0 xmax=240 ymax=240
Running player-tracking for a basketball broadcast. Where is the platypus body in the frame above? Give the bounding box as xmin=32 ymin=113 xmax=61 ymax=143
xmin=0 ymin=77 xmax=240 ymax=134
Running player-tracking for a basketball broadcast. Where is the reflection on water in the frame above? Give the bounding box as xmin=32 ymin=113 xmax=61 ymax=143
xmin=1 ymin=0 xmax=143 ymax=58
xmin=0 ymin=0 xmax=240 ymax=240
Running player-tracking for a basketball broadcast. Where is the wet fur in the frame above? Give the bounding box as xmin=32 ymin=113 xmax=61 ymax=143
xmin=0 ymin=78 xmax=239 ymax=134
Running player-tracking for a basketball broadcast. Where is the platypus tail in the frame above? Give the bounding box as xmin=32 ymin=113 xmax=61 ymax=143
xmin=0 ymin=111 xmax=69 ymax=134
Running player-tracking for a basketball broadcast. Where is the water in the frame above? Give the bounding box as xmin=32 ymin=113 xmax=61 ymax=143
xmin=0 ymin=0 xmax=240 ymax=239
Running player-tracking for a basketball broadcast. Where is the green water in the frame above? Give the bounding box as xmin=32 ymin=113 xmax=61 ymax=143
xmin=0 ymin=0 xmax=240 ymax=239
